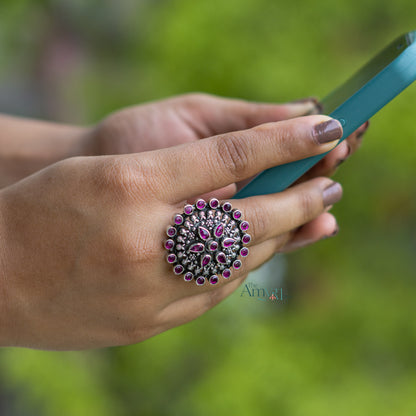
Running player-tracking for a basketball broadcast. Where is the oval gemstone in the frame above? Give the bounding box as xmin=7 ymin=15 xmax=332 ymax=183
xmin=198 ymin=226 xmax=210 ymax=240
xmin=164 ymin=239 xmax=174 ymax=250
xmin=196 ymin=276 xmax=206 ymax=286
xmin=201 ymin=254 xmax=211 ymax=267
xmin=222 ymin=269 xmax=231 ymax=279
xmin=216 ymin=252 xmax=227 ymax=264
xmin=232 ymin=210 xmax=242 ymax=220
xmin=222 ymin=202 xmax=232 ymax=212
xmin=240 ymin=247 xmax=249 ymax=257
xmin=242 ymin=234 xmax=251 ymax=244
xmin=174 ymin=214 xmax=183 ymax=225
xmin=174 ymin=265 xmax=184 ymax=275
xmin=214 ymin=224 xmax=224 ymax=238
xmin=233 ymin=260 xmax=242 ymax=270
xmin=222 ymin=238 xmax=235 ymax=248
xmin=189 ymin=243 xmax=204 ymax=253
xmin=184 ymin=272 xmax=193 ymax=281
xmin=209 ymin=198 xmax=219 ymax=208
xmin=240 ymin=221 xmax=249 ymax=231
xmin=167 ymin=254 xmax=177 ymax=263
xmin=196 ymin=199 xmax=206 ymax=210
xmin=208 ymin=241 xmax=218 ymax=251
xmin=209 ymin=275 xmax=219 ymax=285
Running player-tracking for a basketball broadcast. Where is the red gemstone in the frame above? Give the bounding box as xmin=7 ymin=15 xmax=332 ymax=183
xmin=240 ymin=247 xmax=249 ymax=257
xmin=214 ymin=224 xmax=224 ymax=238
xmin=209 ymin=198 xmax=219 ymax=208
xmin=174 ymin=214 xmax=183 ymax=225
xmin=242 ymin=234 xmax=251 ymax=244
xmin=167 ymin=254 xmax=177 ymax=263
xmin=216 ymin=252 xmax=227 ymax=264
xmin=201 ymin=254 xmax=211 ymax=267
xmin=174 ymin=265 xmax=184 ymax=275
xmin=198 ymin=226 xmax=210 ymax=240
xmin=184 ymin=272 xmax=193 ymax=281
xmin=222 ymin=269 xmax=231 ymax=279
xmin=232 ymin=210 xmax=242 ymax=220
xmin=167 ymin=227 xmax=176 ymax=237
xmin=222 ymin=238 xmax=235 ymax=248
xmin=222 ymin=202 xmax=232 ymax=212
xmin=209 ymin=275 xmax=219 ymax=285
xmin=189 ymin=243 xmax=204 ymax=253
xmin=233 ymin=260 xmax=242 ymax=269
xmin=196 ymin=276 xmax=206 ymax=286
xmin=208 ymin=241 xmax=218 ymax=251
xmin=196 ymin=199 xmax=206 ymax=210
xmin=240 ymin=221 xmax=249 ymax=231
xmin=184 ymin=204 xmax=193 ymax=215
xmin=164 ymin=239 xmax=174 ymax=250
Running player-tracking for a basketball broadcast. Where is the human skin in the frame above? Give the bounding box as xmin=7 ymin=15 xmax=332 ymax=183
xmin=0 ymin=94 xmax=368 ymax=350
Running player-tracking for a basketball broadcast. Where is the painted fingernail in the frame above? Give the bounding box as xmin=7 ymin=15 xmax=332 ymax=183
xmin=322 ymin=224 xmax=340 ymax=240
xmin=323 ymin=182 xmax=343 ymax=207
xmin=357 ymin=120 xmax=370 ymax=139
xmin=313 ymin=119 xmax=343 ymax=144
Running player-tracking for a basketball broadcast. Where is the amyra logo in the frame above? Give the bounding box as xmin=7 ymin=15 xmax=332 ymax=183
xmin=240 ymin=282 xmax=287 ymax=302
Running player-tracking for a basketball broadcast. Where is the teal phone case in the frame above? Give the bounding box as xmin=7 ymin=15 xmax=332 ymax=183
xmin=235 ymin=31 xmax=416 ymax=199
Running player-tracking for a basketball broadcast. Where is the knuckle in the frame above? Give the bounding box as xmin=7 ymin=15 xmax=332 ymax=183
xmin=247 ymin=203 xmax=267 ymax=241
xmin=215 ymin=134 xmax=250 ymax=180
xmin=297 ymin=188 xmax=319 ymax=222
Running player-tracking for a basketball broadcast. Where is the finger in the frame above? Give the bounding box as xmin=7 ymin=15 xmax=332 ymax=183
xmin=183 ymin=94 xmax=320 ymax=136
xmin=157 ymin=115 xmax=343 ymax=202
xmin=279 ymin=212 xmax=339 ymax=252
xmin=295 ymin=120 xmax=369 ymax=182
xmin=231 ymin=177 xmax=342 ymax=245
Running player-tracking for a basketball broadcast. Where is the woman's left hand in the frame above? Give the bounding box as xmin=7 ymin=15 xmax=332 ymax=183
xmin=86 ymin=93 xmax=369 ymax=182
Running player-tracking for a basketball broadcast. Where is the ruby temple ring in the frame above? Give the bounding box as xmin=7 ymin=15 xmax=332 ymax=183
xmin=164 ymin=198 xmax=251 ymax=286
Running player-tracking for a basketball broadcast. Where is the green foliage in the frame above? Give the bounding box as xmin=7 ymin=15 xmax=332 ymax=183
xmin=1 ymin=0 xmax=416 ymax=414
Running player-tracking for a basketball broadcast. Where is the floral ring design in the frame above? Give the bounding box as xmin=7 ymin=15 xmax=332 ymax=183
xmin=164 ymin=198 xmax=251 ymax=286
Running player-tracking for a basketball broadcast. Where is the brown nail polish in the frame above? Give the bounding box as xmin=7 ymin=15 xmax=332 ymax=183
xmin=323 ymin=182 xmax=343 ymax=207
xmin=313 ymin=119 xmax=343 ymax=144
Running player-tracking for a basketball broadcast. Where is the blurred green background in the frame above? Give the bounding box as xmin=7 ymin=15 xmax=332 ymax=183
xmin=1 ymin=0 xmax=416 ymax=415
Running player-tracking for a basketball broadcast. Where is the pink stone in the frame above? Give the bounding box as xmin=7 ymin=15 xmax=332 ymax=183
xmin=174 ymin=214 xmax=183 ymax=225
xmin=242 ymin=234 xmax=251 ymax=244
xmin=222 ymin=202 xmax=232 ymax=212
xmin=240 ymin=247 xmax=249 ymax=257
xmin=240 ymin=221 xmax=249 ymax=231
xmin=208 ymin=241 xmax=218 ymax=251
xmin=196 ymin=199 xmax=206 ymax=210
xmin=167 ymin=227 xmax=176 ymax=237
xmin=201 ymin=254 xmax=211 ymax=267
xmin=216 ymin=252 xmax=227 ymax=264
xmin=232 ymin=210 xmax=242 ymax=220
xmin=222 ymin=238 xmax=235 ymax=248
xmin=198 ymin=226 xmax=210 ymax=240
xmin=222 ymin=269 xmax=231 ymax=279
xmin=233 ymin=260 xmax=242 ymax=270
xmin=167 ymin=254 xmax=177 ymax=263
xmin=174 ymin=265 xmax=184 ymax=275
xmin=164 ymin=239 xmax=174 ymax=250
xmin=189 ymin=243 xmax=204 ymax=253
xmin=209 ymin=198 xmax=219 ymax=208
xmin=196 ymin=276 xmax=205 ymax=286
xmin=209 ymin=275 xmax=219 ymax=285
xmin=184 ymin=272 xmax=193 ymax=281
xmin=214 ymin=224 xmax=224 ymax=238
xmin=184 ymin=204 xmax=193 ymax=215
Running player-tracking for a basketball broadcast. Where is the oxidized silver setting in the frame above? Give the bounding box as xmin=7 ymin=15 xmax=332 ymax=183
xmin=164 ymin=198 xmax=251 ymax=286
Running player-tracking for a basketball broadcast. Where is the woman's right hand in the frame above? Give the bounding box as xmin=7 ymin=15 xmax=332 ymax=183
xmin=0 ymin=115 xmax=343 ymax=351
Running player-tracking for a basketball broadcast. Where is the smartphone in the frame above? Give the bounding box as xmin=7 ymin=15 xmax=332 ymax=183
xmin=235 ymin=31 xmax=416 ymax=199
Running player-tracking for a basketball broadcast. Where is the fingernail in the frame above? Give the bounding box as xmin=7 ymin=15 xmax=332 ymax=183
xmin=335 ymin=142 xmax=351 ymax=168
xmin=313 ymin=119 xmax=343 ymax=144
xmin=290 ymin=97 xmax=323 ymax=115
xmin=357 ymin=120 xmax=370 ymax=139
xmin=323 ymin=182 xmax=343 ymax=207
xmin=322 ymin=224 xmax=340 ymax=240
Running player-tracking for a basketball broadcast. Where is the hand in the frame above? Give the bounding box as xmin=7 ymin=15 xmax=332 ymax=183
xmin=86 ymin=93 xmax=369 ymax=182
xmin=0 ymin=114 xmax=343 ymax=350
